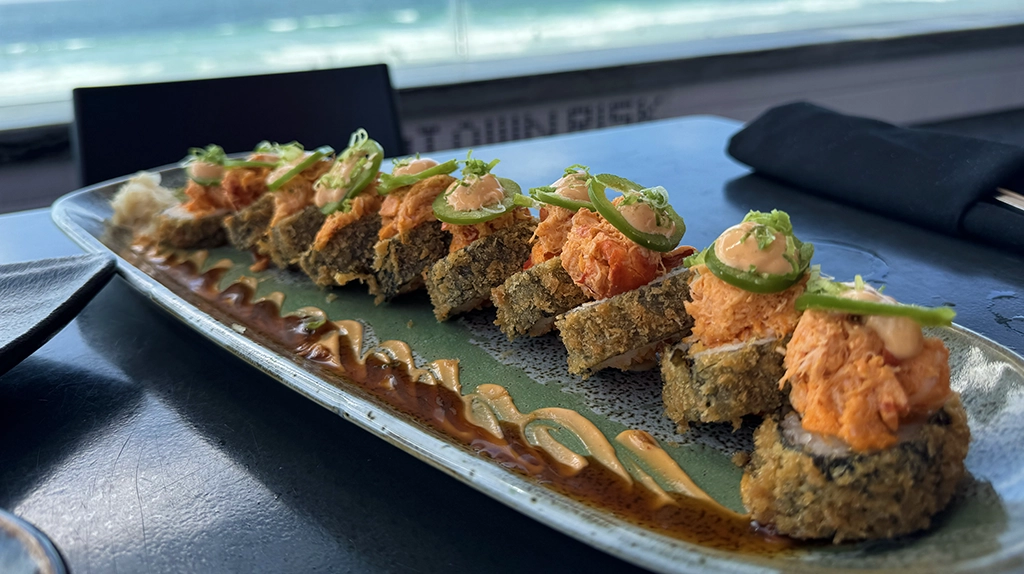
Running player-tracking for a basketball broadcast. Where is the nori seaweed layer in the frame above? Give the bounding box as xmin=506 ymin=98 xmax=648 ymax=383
xmin=492 ymin=256 xmax=589 ymax=340
xmin=662 ymin=338 xmax=787 ymax=429
xmin=740 ymin=395 xmax=970 ymax=542
xmin=424 ymin=218 xmax=537 ymax=322
xmin=299 ymin=212 xmax=382 ymax=289
xmin=371 ymin=219 xmax=449 ymax=304
xmin=555 ymin=267 xmax=693 ymax=378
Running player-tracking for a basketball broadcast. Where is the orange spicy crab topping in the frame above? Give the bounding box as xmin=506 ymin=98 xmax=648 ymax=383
xmin=782 ymin=309 xmax=952 ymax=451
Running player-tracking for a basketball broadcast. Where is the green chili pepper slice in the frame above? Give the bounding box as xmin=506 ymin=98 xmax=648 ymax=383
xmin=317 ymin=129 xmax=385 ymax=215
xmin=182 ymin=144 xmax=277 ymax=186
xmin=254 ymin=141 xmax=305 ymax=163
xmin=795 ymin=293 xmax=955 ymax=326
xmin=687 ymin=210 xmax=813 ymax=294
xmin=378 ymin=158 xmax=460 ymax=195
xmin=223 ymin=159 xmax=277 ymax=169
xmin=188 ymin=175 xmax=222 ymax=187
xmin=267 ymin=145 xmax=335 ymax=193
xmin=184 ymin=144 xmax=224 ymax=162
xmin=432 ymin=177 xmax=526 ymax=225
xmin=528 ymin=187 xmax=594 ymax=212
xmin=702 ymin=241 xmax=810 ymax=294
xmin=587 ymin=173 xmax=685 ymax=252
xmin=528 ymin=164 xmax=595 ymax=212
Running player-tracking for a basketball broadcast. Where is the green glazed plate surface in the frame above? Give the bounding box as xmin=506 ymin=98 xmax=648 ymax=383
xmin=51 ymin=167 xmax=1024 ymax=574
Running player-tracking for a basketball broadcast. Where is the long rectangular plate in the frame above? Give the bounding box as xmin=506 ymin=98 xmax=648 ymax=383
xmin=52 ymin=165 xmax=1024 ymax=574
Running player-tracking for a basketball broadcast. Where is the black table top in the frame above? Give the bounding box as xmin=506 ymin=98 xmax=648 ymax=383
xmin=2 ymin=115 xmax=1022 ymax=574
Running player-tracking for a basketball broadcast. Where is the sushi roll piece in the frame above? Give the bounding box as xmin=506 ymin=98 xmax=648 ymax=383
xmin=153 ymin=205 xmax=227 ymax=249
xmin=661 ymin=337 xmax=791 ymax=430
xmin=662 ymin=210 xmax=813 ymax=428
xmin=492 ymin=256 xmax=589 ymax=339
xmin=553 ymin=173 xmax=693 ymax=377
xmin=262 ymin=142 xmax=335 ymax=268
xmin=493 ymin=165 xmax=593 ymax=339
xmin=153 ymin=144 xmax=277 ymax=249
xmin=298 ymin=129 xmax=389 ymax=288
xmin=423 ymin=154 xmax=537 ymax=321
xmin=741 ymin=279 xmax=966 ymax=542
xmin=224 ymin=193 xmax=274 ymax=251
xmin=369 ymin=156 xmax=460 ymax=303
xmin=269 ymin=205 xmax=325 ymax=268
xmin=557 ymin=265 xmax=693 ymax=377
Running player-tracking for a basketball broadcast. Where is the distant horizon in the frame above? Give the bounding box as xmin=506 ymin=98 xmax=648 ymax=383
xmin=1 ymin=0 xmax=1020 ymax=113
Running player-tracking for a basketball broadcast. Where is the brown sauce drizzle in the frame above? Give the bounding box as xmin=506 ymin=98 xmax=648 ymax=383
xmin=130 ymin=245 xmax=790 ymax=555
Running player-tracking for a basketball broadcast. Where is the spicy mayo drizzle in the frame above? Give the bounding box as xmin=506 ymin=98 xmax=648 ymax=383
xmin=715 ymin=221 xmax=791 ymax=275
xmin=126 ymin=244 xmax=790 ymax=554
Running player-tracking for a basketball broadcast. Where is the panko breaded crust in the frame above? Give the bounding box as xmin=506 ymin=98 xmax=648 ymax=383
xmin=224 ymin=193 xmax=274 ymax=251
xmin=740 ymin=394 xmax=970 ymax=543
xmin=662 ymin=338 xmax=788 ymax=430
xmin=299 ymin=212 xmax=382 ymax=289
xmin=154 ymin=209 xmax=227 ymax=249
xmin=424 ymin=217 xmax=537 ymax=321
xmin=555 ymin=267 xmax=693 ymax=378
xmin=371 ymin=219 xmax=449 ymax=304
xmin=493 ymin=256 xmax=590 ymax=340
xmin=269 ymin=205 xmax=326 ymax=268
xmin=378 ymin=174 xmax=455 ymax=241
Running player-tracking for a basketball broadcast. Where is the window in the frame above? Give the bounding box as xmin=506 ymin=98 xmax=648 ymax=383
xmin=1 ymin=0 xmax=1020 ymax=129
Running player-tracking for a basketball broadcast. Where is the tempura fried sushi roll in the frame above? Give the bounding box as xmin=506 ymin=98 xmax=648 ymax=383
xmin=270 ymin=206 xmax=325 ymax=268
xmin=370 ymin=157 xmax=459 ymax=303
xmin=425 ymin=216 xmax=535 ymax=321
xmin=211 ymin=141 xmax=328 ymax=259
xmin=741 ymin=396 xmax=969 ymax=542
xmin=662 ymin=337 xmax=789 ymax=429
xmin=300 ymin=209 xmax=381 ymax=287
xmin=373 ymin=215 xmax=449 ymax=301
xmin=153 ymin=205 xmax=227 ymax=249
xmin=297 ymin=130 xmax=388 ymax=287
xmin=493 ymin=256 xmax=589 ymax=339
xmin=662 ymin=210 xmax=813 ymax=428
xmin=492 ymin=166 xmax=591 ymax=339
xmin=741 ymin=280 xmax=965 ymax=542
xmin=553 ymin=173 xmax=692 ymax=376
xmin=423 ymin=154 xmax=536 ymax=321
xmin=556 ymin=265 xmax=693 ymax=377
xmin=153 ymin=143 xmax=277 ymax=249
xmin=224 ymin=193 xmax=274 ymax=250
xmin=256 ymin=142 xmax=335 ymax=267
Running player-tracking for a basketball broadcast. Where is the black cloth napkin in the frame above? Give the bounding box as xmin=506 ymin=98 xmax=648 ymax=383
xmin=728 ymin=102 xmax=1024 ymax=254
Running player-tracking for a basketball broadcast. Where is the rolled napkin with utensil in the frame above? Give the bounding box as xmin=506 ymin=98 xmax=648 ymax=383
xmin=728 ymin=102 xmax=1024 ymax=255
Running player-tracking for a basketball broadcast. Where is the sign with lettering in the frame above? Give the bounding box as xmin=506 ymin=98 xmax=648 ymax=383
xmin=403 ymin=94 xmax=665 ymax=153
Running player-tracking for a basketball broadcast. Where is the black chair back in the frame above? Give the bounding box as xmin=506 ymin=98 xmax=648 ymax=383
xmin=72 ymin=64 xmax=402 ymax=186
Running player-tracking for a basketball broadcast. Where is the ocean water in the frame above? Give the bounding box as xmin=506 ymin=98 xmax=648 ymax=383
xmin=0 ymin=0 xmax=1019 ymax=109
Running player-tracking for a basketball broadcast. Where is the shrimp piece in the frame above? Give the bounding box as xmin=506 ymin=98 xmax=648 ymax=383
xmin=181 ymin=180 xmax=225 ymax=216
xmin=268 ymin=158 xmax=332 ymax=227
xmin=560 ymin=207 xmax=662 ymax=299
xmin=221 ymin=167 xmax=269 ymax=211
xmin=182 ymin=166 xmax=270 ymax=216
xmin=527 ymin=204 xmax=575 ymax=269
xmin=379 ymin=175 xmax=454 ymax=241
